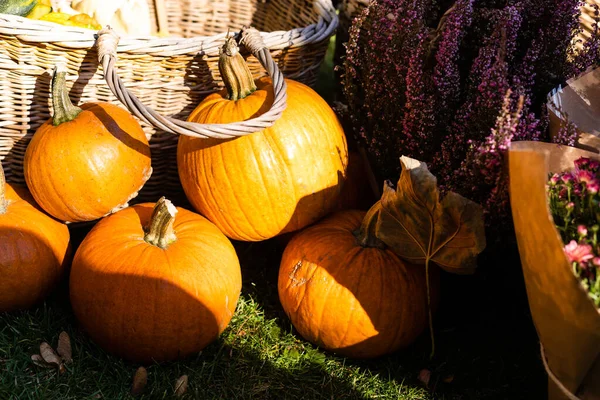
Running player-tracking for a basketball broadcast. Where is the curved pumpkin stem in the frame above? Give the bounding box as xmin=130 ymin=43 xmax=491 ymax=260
xmin=219 ymin=35 xmax=257 ymax=101
xmin=144 ymin=197 xmax=178 ymax=249
xmin=353 ymin=203 xmax=386 ymax=249
xmin=0 ymin=162 xmax=6 ymax=214
xmin=51 ymin=63 xmax=82 ymax=126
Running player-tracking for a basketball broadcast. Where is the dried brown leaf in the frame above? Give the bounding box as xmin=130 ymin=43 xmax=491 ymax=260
xmin=375 ymin=156 xmax=486 ymax=274
xmin=131 ymin=366 xmax=148 ymax=396
xmin=31 ymin=354 xmax=53 ymax=369
xmin=418 ymin=369 xmax=431 ymax=387
xmin=57 ymin=331 xmax=72 ymax=364
xmin=40 ymin=342 xmax=61 ymax=367
xmin=174 ymin=375 xmax=189 ymax=397
xmin=443 ymin=374 xmax=454 ymax=383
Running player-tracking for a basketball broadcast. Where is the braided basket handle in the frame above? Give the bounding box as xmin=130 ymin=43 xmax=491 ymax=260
xmin=94 ymin=26 xmax=288 ymax=139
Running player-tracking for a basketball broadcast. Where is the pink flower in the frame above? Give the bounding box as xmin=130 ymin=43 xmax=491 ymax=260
xmin=566 ymin=202 xmax=575 ymax=210
xmin=576 ymin=169 xmax=595 ymax=184
xmin=562 ymin=173 xmax=574 ymax=184
xmin=588 ymin=181 xmax=600 ymax=194
xmin=575 ymin=157 xmax=590 ymax=170
xmin=578 ymin=225 xmax=588 ymax=236
xmin=564 ymin=240 xmax=595 ymax=263
xmin=550 ymin=173 xmax=561 ymax=185
xmin=593 ymin=257 xmax=600 ymax=267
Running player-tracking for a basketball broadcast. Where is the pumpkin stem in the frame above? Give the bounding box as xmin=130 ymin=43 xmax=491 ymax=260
xmin=51 ymin=63 xmax=82 ymax=126
xmin=144 ymin=197 xmax=178 ymax=249
xmin=353 ymin=203 xmax=386 ymax=249
xmin=219 ymin=35 xmax=257 ymax=101
xmin=0 ymin=162 xmax=6 ymax=214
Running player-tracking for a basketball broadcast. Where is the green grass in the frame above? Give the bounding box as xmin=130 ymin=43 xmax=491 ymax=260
xmin=1 ymin=234 xmax=546 ymax=400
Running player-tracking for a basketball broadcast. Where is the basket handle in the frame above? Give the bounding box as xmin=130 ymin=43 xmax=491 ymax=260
xmin=94 ymin=26 xmax=288 ymax=139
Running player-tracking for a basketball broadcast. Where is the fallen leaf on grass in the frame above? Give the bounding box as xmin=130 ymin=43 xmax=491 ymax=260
xmin=174 ymin=375 xmax=188 ymax=397
xmin=57 ymin=331 xmax=72 ymax=364
xmin=31 ymin=354 xmax=53 ymax=369
xmin=418 ymin=369 xmax=431 ymax=388
xmin=40 ymin=342 xmax=65 ymax=374
xmin=443 ymin=375 xmax=454 ymax=383
xmin=131 ymin=366 xmax=148 ymax=396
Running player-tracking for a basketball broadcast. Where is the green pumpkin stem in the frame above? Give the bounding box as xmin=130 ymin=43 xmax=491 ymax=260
xmin=144 ymin=197 xmax=178 ymax=249
xmin=219 ymin=35 xmax=257 ymax=101
xmin=353 ymin=204 xmax=386 ymax=249
xmin=0 ymin=163 xmax=6 ymax=214
xmin=51 ymin=63 xmax=82 ymax=126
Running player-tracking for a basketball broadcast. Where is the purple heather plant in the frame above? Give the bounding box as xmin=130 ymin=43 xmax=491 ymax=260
xmin=341 ymin=0 xmax=600 ymax=242
xmin=548 ymin=157 xmax=600 ymax=306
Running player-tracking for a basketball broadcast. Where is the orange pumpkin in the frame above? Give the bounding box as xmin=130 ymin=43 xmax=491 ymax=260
xmin=24 ymin=63 xmax=152 ymax=223
xmin=0 ymin=163 xmax=70 ymax=312
xmin=69 ymin=197 xmax=242 ymax=363
xmin=278 ymin=210 xmax=439 ymax=358
xmin=177 ymin=37 xmax=348 ymax=242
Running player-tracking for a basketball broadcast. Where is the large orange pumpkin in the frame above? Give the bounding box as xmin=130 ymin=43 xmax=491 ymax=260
xmin=69 ymin=197 xmax=242 ymax=363
xmin=278 ymin=210 xmax=439 ymax=358
xmin=177 ymin=37 xmax=348 ymax=242
xmin=24 ymin=63 xmax=152 ymax=223
xmin=0 ymin=163 xmax=71 ymax=312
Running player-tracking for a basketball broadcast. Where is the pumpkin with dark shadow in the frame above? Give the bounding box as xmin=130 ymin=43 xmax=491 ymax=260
xmin=278 ymin=209 xmax=439 ymax=358
xmin=69 ymin=197 xmax=241 ymax=363
xmin=0 ymin=163 xmax=71 ymax=312
xmin=24 ymin=63 xmax=152 ymax=223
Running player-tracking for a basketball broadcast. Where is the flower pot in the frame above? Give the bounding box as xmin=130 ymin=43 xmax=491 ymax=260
xmin=509 ymin=141 xmax=600 ymax=399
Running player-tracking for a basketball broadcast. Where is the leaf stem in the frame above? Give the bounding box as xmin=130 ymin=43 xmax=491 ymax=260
xmin=426 ymin=257 xmax=435 ymax=359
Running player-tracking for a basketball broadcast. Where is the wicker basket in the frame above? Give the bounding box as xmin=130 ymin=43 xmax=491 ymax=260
xmin=0 ymin=0 xmax=338 ymax=204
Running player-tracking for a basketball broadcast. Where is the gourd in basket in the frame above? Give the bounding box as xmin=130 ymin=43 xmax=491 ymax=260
xmin=23 ymin=63 xmax=152 ymax=223
xmin=177 ymin=35 xmax=349 ymax=242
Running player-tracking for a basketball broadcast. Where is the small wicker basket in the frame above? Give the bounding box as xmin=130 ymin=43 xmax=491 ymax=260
xmin=0 ymin=0 xmax=338 ymax=203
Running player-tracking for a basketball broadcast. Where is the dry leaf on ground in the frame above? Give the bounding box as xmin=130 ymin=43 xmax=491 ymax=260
xmin=40 ymin=342 xmax=65 ymax=374
xmin=31 ymin=354 xmax=53 ymax=369
xmin=418 ymin=369 xmax=431 ymax=387
xmin=131 ymin=366 xmax=148 ymax=396
xmin=174 ymin=375 xmax=189 ymax=397
xmin=57 ymin=331 xmax=72 ymax=364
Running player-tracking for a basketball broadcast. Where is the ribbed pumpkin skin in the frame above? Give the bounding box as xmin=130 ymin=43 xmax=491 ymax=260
xmin=24 ymin=102 xmax=152 ymax=223
xmin=69 ymin=203 xmax=242 ymax=363
xmin=0 ymin=184 xmax=70 ymax=312
xmin=177 ymin=77 xmax=348 ymax=241
xmin=278 ymin=210 xmax=439 ymax=359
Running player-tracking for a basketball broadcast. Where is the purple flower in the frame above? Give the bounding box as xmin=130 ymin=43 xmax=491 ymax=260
xmin=564 ymin=240 xmax=595 ymax=263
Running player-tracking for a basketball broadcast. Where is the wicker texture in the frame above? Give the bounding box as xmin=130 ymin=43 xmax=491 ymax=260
xmin=0 ymin=0 xmax=337 ymax=203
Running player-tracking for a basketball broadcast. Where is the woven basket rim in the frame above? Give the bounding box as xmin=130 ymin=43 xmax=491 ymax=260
xmin=0 ymin=0 xmax=338 ymax=55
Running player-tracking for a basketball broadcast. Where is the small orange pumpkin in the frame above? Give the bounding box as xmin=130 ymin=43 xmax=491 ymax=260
xmin=69 ymin=197 xmax=242 ymax=363
xmin=278 ymin=209 xmax=439 ymax=358
xmin=177 ymin=37 xmax=348 ymax=241
xmin=0 ymin=163 xmax=71 ymax=312
xmin=24 ymin=63 xmax=152 ymax=223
